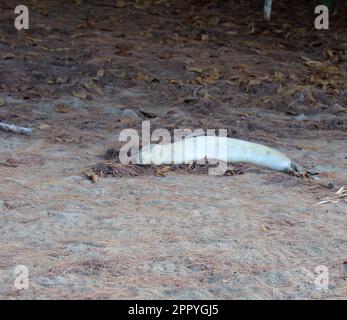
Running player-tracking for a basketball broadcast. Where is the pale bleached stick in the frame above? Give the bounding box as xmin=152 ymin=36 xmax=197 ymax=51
xmin=264 ymin=0 xmax=272 ymax=20
xmin=0 ymin=122 xmax=32 ymax=135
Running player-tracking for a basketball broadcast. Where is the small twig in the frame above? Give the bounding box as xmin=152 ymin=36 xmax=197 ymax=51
xmin=313 ymin=186 xmax=347 ymax=206
xmin=0 ymin=161 xmax=15 ymax=167
xmin=4 ymin=179 xmax=35 ymax=191
xmin=193 ymin=85 xmax=203 ymax=98
xmin=283 ymin=219 xmax=307 ymax=226
xmin=0 ymin=122 xmax=32 ymax=135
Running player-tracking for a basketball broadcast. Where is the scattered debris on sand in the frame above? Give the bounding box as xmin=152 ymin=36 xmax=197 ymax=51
xmin=315 ymin=186 xmax=347 ymax=206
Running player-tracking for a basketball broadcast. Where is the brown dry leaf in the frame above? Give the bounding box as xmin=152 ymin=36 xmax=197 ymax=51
xmin=136 ymin=73 xmax=148 ymax=81
xmin=221 ymin=21 xmax=237 ymax=28
xmin=185 ymin=66 xmax=204 ymax=74
xmin=134 ymin=3 xmax=149 ymax=10
xmin=318 ymin=65 xmax=341 ymax=75
xmin=301 ymin=57 xmax=341 ymax=76
xmin=324 ymin=48 xmax=335 ymax=60
xmin=273 ymin=71 xmax=285 ymax=82
xmin=260 ymin=225 xmax=271 ymax=232
xmin=86 ymin=56 xmax=113 ymax=65
xmin=73 ymin=91 xmax=87 ymax=100
xmin=139 ymin=31 xmax=152 ymax=38
xmin=27 ymin=51 xmax=41 ymax=57
xmin=119 ymin=116 xmax=139 ymax=125
xmin=277 ymin=86 xmax=294 ymax=96
xmin=159 ymin=52 xmax=171 ymax=59
xmin=201 ymin=34 xmax=209 ymax=41
xmin=190 ymin=76 xmax=203 ymax=85
xmin=70 ymin=32 xmax=86 ymax=39
xmin=39 ymin=45 xmax=53 ymax=52
xmin=96 ymin=69 xmax=105 ymax=77
xmin=233 ymin=64 xmax=248 ymax=71
xmin=110 ymin=16 xmax=123 ymax=23
xmin=192 ymin=16 xmax=204 ymax=28
xmin=54 ymin=104 xmax=69 ymax=113
xmin=226 ymin=77 xmax=240 ymax=86
xmin=208 ymin=16 xmax=220 ymax=26
xmin=38 ymin=124 xmax=51 ymax=130
xmin=237 ymin=74 xmax=271 ymax=89
xmin=55 ymin=48 xmax=71 ymax=52
xmin=301 ymin=56 xmax=324 ymax=68
xmin=91 ymin=83 xmax=103 ymax=95
xmin=225 ymin=30 xmax=238 ymax=36
xmin=169 ymin=79 xmax=184 ymax=85
xmin=56 ymin=77 xmax=68 ymax=84
xmin=116 ymin=0 xmax=126 ymax=8
xmin=203 ymin=66 xmax=220 ymax=83
xmin=83 ymin=81 xmax=103 ymax=95
xmin=277 ymin=84 xmax=315 ymax=100
xmin=23 ymin=35 xmax=42 ymax=46
xmin=307 ymin=91 xmax=316 ymax=103
xmin=0 ymin=53 xmax=15 ymax=59
xmin=83 ymin=81 xmax=94 ymax=90
xmin=155 ymin=166 xmax=172 ymax=177
xmin=84 ymin=170 xmax=99 ymax=183
xmin=136 ymin=73 xmax=159 ymax=84
xmin=153 ymin=0 xmax=167 ymax=5
xmin=247 ymin=79 xmax=262 ymax=86
xmin=289 ymin=73 xmax=299 ymax=81
xmin=115 ymin=45 xmax=131 ymax=56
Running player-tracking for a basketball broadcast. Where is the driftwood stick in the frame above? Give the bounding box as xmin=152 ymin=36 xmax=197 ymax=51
xmin=264 ymin=0 xmax=272 ymax=20
xmin=0 ymin=122 xmax=32 ymax=135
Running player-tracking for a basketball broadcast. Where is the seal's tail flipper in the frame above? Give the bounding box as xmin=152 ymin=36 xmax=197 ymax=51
xmin=289 ymin=161 xmax=318 ymax=178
